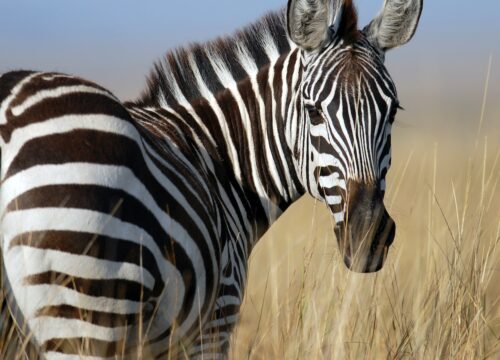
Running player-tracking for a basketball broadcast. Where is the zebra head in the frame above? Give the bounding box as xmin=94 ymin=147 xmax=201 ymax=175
xmin=287 ymin=0 xmax=423 ymax=272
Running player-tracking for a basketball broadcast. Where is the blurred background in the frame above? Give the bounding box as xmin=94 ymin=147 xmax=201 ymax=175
xmin=1 ymin=1 xmax=499 ymax=358
xmin=0 ymin=0 xmax=499 ymax=139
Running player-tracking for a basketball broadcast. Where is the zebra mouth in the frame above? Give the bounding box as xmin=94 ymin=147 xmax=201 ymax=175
xmin=337 ymin=212 xmax=396 ymax=273
xmin=343 ymin=245 xmax=389 ymax=273
xmin=342 ymin=246 xmax=387 ymax=273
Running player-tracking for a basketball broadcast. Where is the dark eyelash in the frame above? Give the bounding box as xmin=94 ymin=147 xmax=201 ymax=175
xmin=388 ymin=103 xmax=400 ymax=124
xmin=396 ymin=100 xmax=404 ymax=111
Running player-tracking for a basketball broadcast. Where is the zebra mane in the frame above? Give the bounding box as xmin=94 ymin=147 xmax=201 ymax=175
xmin=136 ymin=9 xmax=293 ymax=107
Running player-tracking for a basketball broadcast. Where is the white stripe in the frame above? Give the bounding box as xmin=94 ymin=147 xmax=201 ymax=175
xmin=46 ymin=352 xmax=114 ymax=360
xmin=334 ymin=211 xmax=345 ymax=223
xmin=29 ymin=316 xmax=127 ymax=343
xmin=10 ymin=284 xmax=143 ymax=315
xmin=40 ymin=74 xmax=77 ymax=82
xmin=318 ymin=173 xmax=347 ymax=190
xmin=8 ymin=245 xmax=156 ymax=290
xmin=317 ymin=153 xmax=346 ymax=174
xmin=326 ymin=195 xmax=342 ymax=205
xmin=310 ymin=123 xmax=328 ymax=138
xmin=286 ymin=51 xmax=303 ymax=150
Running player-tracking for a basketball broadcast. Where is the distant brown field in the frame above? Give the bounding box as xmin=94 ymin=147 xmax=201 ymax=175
xmin=1 ymin=126 xmax=499 ymax=359
xmin=230 ymin=129 xmax=500 ymax=359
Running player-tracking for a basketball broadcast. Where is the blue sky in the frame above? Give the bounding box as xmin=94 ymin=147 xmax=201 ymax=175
xmin=0 ymin=1 xmax=499 ymax=136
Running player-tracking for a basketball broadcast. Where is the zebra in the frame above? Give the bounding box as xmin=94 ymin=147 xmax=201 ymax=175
xmin=0 ymin=0 xmax=423 ymax=358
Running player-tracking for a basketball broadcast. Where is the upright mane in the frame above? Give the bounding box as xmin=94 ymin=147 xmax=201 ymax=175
xmin=137 ymin=9 xmax=292 ymax=107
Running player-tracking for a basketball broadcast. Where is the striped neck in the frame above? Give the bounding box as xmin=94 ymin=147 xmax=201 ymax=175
xmin=133 ymin=10 xmax=311 ymax=230
xmin=187 ymin=48 xmax=306 ymax=219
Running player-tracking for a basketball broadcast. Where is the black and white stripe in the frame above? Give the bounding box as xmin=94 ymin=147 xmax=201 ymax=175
xmin=0 ymin=0 xmax=423 ymax=358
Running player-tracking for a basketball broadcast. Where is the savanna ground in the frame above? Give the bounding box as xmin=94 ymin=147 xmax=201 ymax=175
xmin=1 ymin=85 xmax=499 ymax=360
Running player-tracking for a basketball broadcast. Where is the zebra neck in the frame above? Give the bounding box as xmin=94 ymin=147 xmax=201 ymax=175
xmin=182 ymin=49 xmax=306 ymax=229
xmin=131 ymin=7 xmax=313 ymax=239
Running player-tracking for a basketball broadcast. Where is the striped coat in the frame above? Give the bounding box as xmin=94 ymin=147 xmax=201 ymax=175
xmin=0 ymin=0 xmax=423 ymax=358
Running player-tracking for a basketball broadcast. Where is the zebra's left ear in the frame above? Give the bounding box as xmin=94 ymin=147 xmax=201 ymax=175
xmin=287 ymin=0 xmax=343 ymax=52
xmin=363 ymin=0 xmax=423 ymax=52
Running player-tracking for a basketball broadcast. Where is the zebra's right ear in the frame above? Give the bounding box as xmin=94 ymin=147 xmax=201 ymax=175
xmin=287 ymin=0 xmax=342 ymax=52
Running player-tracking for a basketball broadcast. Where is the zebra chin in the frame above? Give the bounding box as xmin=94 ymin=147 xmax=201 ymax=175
xmin=333 ymin=183 xmax=396 ymax=273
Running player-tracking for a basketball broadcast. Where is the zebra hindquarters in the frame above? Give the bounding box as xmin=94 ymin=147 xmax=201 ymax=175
xmin=0 ymin=72 xmax=178 ymax=359
xmin=0 ymin=164 xmax=169 ymax=358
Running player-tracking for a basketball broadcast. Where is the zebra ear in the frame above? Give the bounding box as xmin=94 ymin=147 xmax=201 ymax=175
xmin=363 ymin=0 xmax=423 ymax=51
xmin=287 ymin=0 xmax=342 ymax=51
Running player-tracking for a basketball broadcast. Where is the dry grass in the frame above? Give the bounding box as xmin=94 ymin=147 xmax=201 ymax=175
xmin=231 ymin=134 xmax=500 ymax=359
xmin=1 ymin=125 xmax=499 ymax=358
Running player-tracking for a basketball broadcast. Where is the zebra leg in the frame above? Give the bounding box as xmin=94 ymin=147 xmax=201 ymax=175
xmin=187 ymin=242 xmax=245 ymax=360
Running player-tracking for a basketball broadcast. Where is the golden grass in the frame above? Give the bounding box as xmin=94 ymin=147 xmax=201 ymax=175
xmin=231 ymin=134 xmax=500 ymax=359
xmin=1 ymin=132 xmax=499 ymax=359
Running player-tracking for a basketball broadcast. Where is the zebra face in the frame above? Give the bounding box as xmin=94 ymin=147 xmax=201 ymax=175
xmin=301 ymin=38 xmax=398 ymax=273
xmin=287 ymin=0 xmax=423 ymax=272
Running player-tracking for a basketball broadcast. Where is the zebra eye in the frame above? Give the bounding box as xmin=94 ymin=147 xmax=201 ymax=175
xmin=306 ymin=105 xmax=324 ymax=125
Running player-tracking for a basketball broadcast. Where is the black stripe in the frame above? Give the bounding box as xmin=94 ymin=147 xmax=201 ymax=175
xmin=25 ymin=271 xmax=151 ymax=302
xmin=0 ymin=92 xmax=131 ymax=143
xmin=8 ymin=73 xmax=114 ymax=108
xmin=36 ymin=304 xmax=152 ymax=329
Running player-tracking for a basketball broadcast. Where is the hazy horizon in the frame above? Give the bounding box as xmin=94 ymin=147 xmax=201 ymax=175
xmin=1 ymin=1 xmax=499 ymax=140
